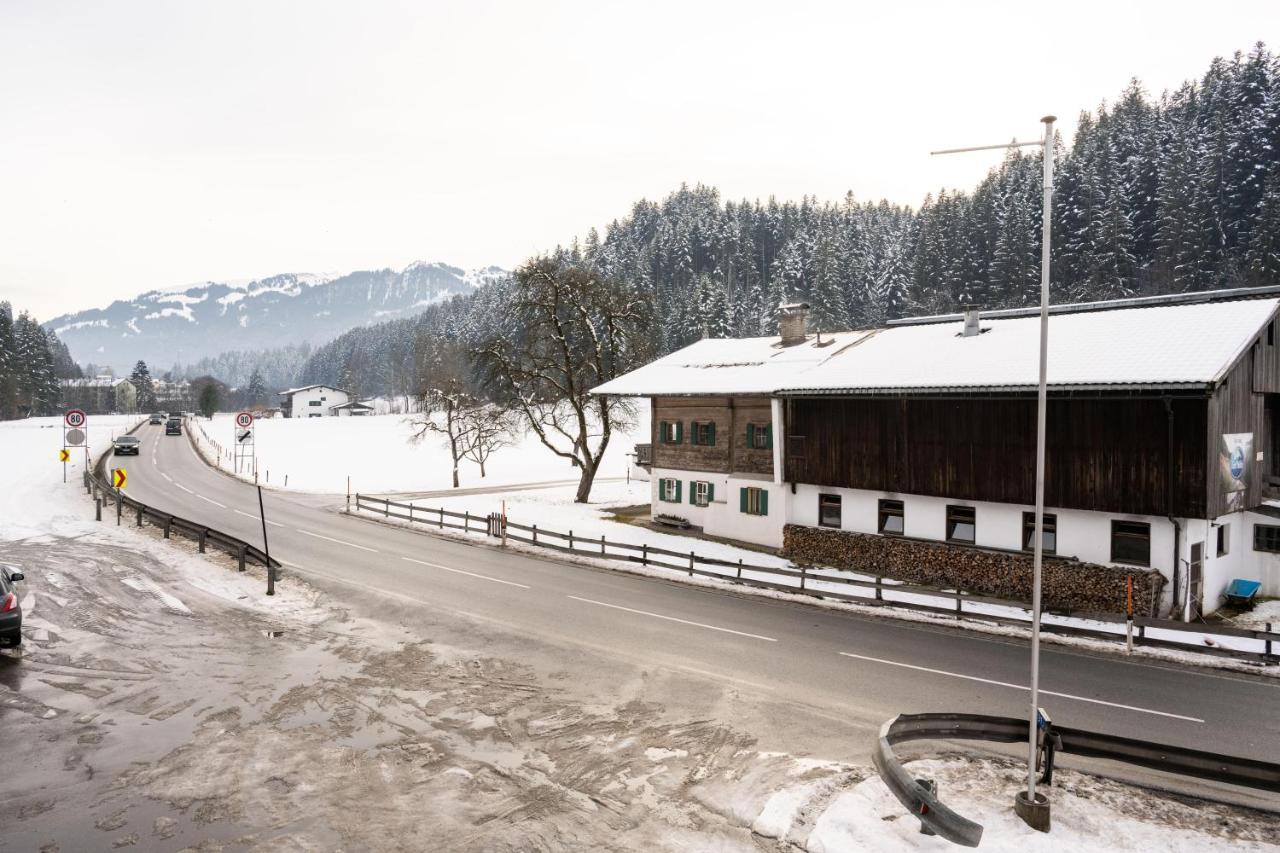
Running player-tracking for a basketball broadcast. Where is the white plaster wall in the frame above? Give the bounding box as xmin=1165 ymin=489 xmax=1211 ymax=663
xmin=288 ymin=386 xmax=349 ymax=417
xmin=1241 ymin=512 xmax=1280 ymax=599
xmin=650 ymin=467 xmax=785 ymax=548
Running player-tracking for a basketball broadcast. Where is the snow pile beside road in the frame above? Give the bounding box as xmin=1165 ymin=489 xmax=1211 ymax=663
xmin=193 ymin=409 xmax=649 ymax=494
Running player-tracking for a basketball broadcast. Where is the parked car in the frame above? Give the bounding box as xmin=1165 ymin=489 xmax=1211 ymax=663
xmin=112 ymin=435 xmax=141 ymax=455
xmin=165 ymin=419 xmax=182 ymax=436
xmin=0 ymin=566 xmax=23 ymax=647
xmin=149 ymin=413 xmax=164 ymax=425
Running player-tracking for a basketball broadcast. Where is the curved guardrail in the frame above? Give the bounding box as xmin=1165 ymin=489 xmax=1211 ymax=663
xmin=89 ymin=427 xmax=278 ymax=573
xmin=873 ymin=712 xmax=1280 ymax=847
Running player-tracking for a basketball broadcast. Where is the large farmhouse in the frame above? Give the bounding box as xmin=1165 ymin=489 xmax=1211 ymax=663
xmin=593 ymin=289 xmax=1280 ymax=620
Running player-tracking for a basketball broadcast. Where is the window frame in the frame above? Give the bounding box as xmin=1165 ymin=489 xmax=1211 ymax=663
xmin=741 ymin=486 xmax=768 ymax=516
xmin=878 ymin=499 xmax=904 ymax=536
xmin=1110 ymin=520 xmax=1152 ymax=566
xmin=746 ymin=422 xmax=773 ymax=450
xmin=691 ymin=421 xmax=716 ymax=447
xmin=1021 ymin=511 xmax=1058 ymax=556
xmin=1217 ymin=523 xmax=1230 ymax=557
xmin=945 ymin=504 xmax=976 ymax=544
xmin=818 ymin=493 xmax=841 ymax=528
xmin=659 ymin=477 xmax=681 ymax=503
xmin=1253 ymin=523 xmax=1280 ymax=553
xmin=691 ymin=480 xmax=713 ymax=507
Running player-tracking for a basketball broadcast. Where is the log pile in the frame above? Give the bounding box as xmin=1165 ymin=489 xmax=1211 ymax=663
xmin=782 ymin=524 xmax=1164 ymax=615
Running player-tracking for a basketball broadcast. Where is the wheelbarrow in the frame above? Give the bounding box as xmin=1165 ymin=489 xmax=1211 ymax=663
xmin=1224 ymin=578 xmax=1262 ymax=608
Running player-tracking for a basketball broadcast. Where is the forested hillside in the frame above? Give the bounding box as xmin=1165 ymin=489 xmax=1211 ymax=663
xmin=303 ymin=44 xmax=1280 ymax=395
xmin=0 ymin=302 xmax=81 ymax=419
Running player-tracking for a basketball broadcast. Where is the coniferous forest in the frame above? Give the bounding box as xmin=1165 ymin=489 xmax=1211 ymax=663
xmin=0 ymin=302 xmax=80 ymax=419
xmin=300 ymin=44 xmax=1280 ymax=396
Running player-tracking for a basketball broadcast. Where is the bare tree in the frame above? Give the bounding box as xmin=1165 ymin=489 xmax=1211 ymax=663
xmin=477 ymin=257 xmax=653 ymax=503
xmin=460 ymin=404 xmax=515 ymax=478
xmin=409 ymin=379 xmax=474 ymax=489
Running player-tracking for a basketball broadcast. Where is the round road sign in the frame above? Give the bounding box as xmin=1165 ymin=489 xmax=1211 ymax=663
xmin=235 ymin=411 xmax=254 ymax=429
xmin=65 ymin=409 xmax=87 ymax=428
xmin=65 ymin=428 xmax=86 ymax=446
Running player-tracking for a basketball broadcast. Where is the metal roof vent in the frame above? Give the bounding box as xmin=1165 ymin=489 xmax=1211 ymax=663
xmin=779 ymin=302 xmax=811 ymax=346
xmin=961 ymin=305 xmax=982 ymax=338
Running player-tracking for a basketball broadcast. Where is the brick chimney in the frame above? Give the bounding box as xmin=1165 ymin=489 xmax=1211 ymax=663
xmin=778 ymin=302 xmax=811 ymax=346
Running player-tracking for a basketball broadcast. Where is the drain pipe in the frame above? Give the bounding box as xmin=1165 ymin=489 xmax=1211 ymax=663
xmin=1165 ymin=397 xmax=1182 ymax=620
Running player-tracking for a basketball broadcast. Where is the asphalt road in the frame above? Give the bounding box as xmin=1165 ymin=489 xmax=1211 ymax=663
xmin=113 ymin=420 xmax=1280 ymax=769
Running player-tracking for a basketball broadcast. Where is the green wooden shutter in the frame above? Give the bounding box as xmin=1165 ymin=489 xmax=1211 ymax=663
xmin=688 ymin=481 xmax=696 ymax=504
xmin=674 ymin=480 xmax=682 ymax=502
xmin=764 ymin=424 xmax=773 ymax=449
xmin=739 ymin=487 xmax=748 ymax=512
xmin=675 ymin=421 xmax=684 ymax=444
xmin=746 ymin=423 xmax=755 ymax=449
xmin=659 ymin=421 xmax=669 ymax=444
xmin=707 ymin=483 xmax=715 ymax=503
xmin=707 ymin=423 xmax=716 ymax=446
xmin=691 ymin=421 xmax=701 ymax=446
xmin=760 ymin=490 xmax=769 ymax=516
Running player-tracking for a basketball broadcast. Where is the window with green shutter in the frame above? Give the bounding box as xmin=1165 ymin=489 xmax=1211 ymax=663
xmin=740 ymin=486 xmax=767 ymax=515
xmin=746 ymin=423 xmax=772 ymax=449
xmin=660 ymin=478 xmax=681 ymax=502
xmin=691 ymin=480 xmax=713 ymax=507
xmin=746 ymin=423 xmax=756 ymax=448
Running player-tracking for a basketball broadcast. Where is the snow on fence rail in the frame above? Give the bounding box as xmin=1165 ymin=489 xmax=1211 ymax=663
xmin=352 ymin=494 xmax=1280 ymax=665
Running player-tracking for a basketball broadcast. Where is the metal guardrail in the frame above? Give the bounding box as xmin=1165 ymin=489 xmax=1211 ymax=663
xmin=873 ymin=712 xmax=1280 ymax=846
xmin=89 ymin=430 xmax=278 ymax=573
xmin=353 ymin=493 xmax=1280 ymax=665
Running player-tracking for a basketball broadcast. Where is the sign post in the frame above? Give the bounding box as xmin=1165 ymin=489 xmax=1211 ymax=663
xmin=233 ymin=411 xmax=256 ymax=476
xmin=59 ymin=447 xmax=70 ymax=481
xmin=63 ymin=409 xmax=88 ymax=476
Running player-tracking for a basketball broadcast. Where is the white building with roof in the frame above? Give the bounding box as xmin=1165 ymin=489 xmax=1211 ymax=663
xmin=279 ymin=384 xmax=351 ymax=418
xmin=594 ymin=291 xmax=1280 ymax=619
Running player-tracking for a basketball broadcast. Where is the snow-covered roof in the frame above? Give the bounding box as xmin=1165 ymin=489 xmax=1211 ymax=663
xmin=279 ymin=384 xmax=350 ymax=397
xmin=331 ymin=400 xmax=374 ymax=410
xmin=592 ymin=298 xmax=1280 ymax=397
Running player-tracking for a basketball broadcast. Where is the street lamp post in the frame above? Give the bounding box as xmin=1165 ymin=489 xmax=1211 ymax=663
xmin=932 ymin=115 xmax=1056 ymax=831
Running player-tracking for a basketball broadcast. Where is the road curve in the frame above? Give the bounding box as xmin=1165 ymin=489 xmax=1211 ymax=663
xmin=113 ymin=418 xmax=1280 ymax=768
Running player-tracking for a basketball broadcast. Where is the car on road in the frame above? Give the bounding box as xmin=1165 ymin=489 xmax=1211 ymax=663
xmin=0 ymin=566 xmax=24 ymax=647
xmin=166 ymin=419 xmax=182 ymax=436
xmin=149 ymin=413 xmax=164 ymax=425
xmin=112 ymin=435 xmax=142 ymax=455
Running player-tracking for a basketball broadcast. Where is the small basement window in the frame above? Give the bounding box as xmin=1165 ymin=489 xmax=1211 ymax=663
xmin=1217 ymin=523 xmax=1230 ymax=557
xmin=818 ymin=494 xmax=841 ymax=528
xmin=1111 ymin=521 xmax=1151 ymax=566
xmin=740 ymin=486 xmax=768 ymax=516
xmin=878 ymin=499 xmax=904 ymax=536
xmin=1253 ymin=524 xmax=1280 ymax=553
xmin=946 ymin=505 xmax=975 ymax=544
xmin=1022 ymin=511 xmax=1057 ymax=555
xmin=691 ymin=480 xmax=713 ymax=507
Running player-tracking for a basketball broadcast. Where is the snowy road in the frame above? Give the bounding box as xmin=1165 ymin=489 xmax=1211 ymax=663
xmin=123 ymin=420 xmax=1280 ymax=771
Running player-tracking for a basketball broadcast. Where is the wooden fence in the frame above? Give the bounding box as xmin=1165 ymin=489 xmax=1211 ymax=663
xmin=353 ymin=493 xmax=1279 ymax=664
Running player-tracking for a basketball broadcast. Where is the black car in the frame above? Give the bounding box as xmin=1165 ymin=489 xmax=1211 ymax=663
xmin=113 ymin=435 xmax=141 ymax=455
xmin=166 ymin=419 xmax=182 ymax=436
xmin=0 ymin=566 xmax=24 ymax=647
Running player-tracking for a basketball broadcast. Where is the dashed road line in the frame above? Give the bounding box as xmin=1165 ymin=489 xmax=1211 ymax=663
xmin=236 ymin=509 xmax=284 ymax=527
xmin=567 ymin=595 xmax=778 ymax=642
xmin=161 ymin=473 xmax=172 ymax=482
xmin=175 ymin=483 xmax=194 ymax=494
xmin=401 ymin=556 xmax=530 ymax=589
xmin=836 ymin=651 xmax=1204 ymax=723
xmin=296 ymin=528 xmax=378 ymax=553
xmin=197 ymin=495 xmax=226 ymax=508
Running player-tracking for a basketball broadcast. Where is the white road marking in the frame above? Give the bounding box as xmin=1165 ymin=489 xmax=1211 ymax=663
xmin=161 ymin=473 xmax=172 ymax=482
xmin=197 ymin=495 xmax=226 ymax=508
xmin=567 ymin=596 xmax=778 ymax=643
xmin=175 ymin=483 xmax=194 ymax=494
xmin=837 ymin=651 xmax=1204 ymax=723
xmin=236 ymin=509 xmax=284 ymax=527
xmin=401 ymin=556 xmax=530 ymax=589
xmin=296 ymin=528 xmax=378 ymax=553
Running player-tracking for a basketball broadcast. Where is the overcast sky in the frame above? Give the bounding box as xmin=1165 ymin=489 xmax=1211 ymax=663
xmin=2 ymin=1 xmax=1277 ymax=320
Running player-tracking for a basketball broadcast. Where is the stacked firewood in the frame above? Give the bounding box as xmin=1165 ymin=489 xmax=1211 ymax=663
xmin=782 ymin=524 xmax=1164 ymax=615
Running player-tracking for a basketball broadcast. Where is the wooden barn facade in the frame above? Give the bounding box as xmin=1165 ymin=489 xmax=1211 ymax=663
xmin=595 ymin=289 xmax=1280 ymax=619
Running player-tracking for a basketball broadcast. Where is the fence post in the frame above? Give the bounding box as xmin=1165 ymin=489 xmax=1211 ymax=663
xmin=464 ymin=511 xmax=470 ymax=532
xmin=955 ymin=590 xmax=962 ymax=618
xmin=409 ymin=504 xmax=414 ymax=523
xmin=385 ymin=499 xmax=389 ymax=518
xmin=875 ymin=576 xmax=883 ymax=602
xmin=642 ymin=543 xmax=648 ymax=565
xmin=601 ymin=534 xmax=606 ymax=555
xmin=238 ymin=543 xmax=246 ymax=572
xmin=199 ymin=529 xmax=207 ymax=553
xmin=95 ymin=497 xmax=102 ymax=522
xmin=284 ymin=474 xmax=288 ymax=487
xmin=689 ymin=551 xmax=694 ymax=576
xmin=439 ymin=507 xmax=444 ymax=529
xmin=532 ymin=524 xmax=538 ymax=544
xmin=737 ymin=558 xmax=742 ymax=580
xmin=116 ymin=490 xmax=122 ymax=526
xmin=1266 ymin=623 xmax=1272 ymax=659
xmin=137 ymin=506 xmax=143 ymax=527
xmin=1125 ymin=575 xmax=1135 ymax=654
xmin=800 ymin=565 xmax=806 ymax=590
xmin=569 ymin=530 xmax=574 ymax=550
xmin=163 ymin=519 xmax=171 ymax=539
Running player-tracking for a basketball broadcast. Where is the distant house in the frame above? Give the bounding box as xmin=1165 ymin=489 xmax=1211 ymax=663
xmin=279 ymin=384 xmax=352 ymax=418
xmin=593 ymin=289 xmax=1280 ymax=620
xmin=331 ymin=400 xmax=374 ymax=417
xmin=60 ymin=376 xmax=136 ymax=414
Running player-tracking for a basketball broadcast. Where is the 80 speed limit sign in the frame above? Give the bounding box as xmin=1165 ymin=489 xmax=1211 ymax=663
xmin=64 ymin=409 xmax=87 ymax=428
xmin=235 ymin=411 xmax=254 ymax=429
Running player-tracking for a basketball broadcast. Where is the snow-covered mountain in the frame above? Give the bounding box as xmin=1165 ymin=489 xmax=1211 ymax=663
xmin=45 ymin=263 xmax=506 ymax=371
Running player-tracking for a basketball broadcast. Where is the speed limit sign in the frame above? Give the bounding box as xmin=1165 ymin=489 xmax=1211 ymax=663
xmin=64 ymin=409 xmax=87 ymax=428
xmin=235 ymin=411 xmax=254 ymax=429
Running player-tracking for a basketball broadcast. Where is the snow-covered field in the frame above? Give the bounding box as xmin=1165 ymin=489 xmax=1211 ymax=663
xmin=191 ymin=409 xmax=649 ymax=494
